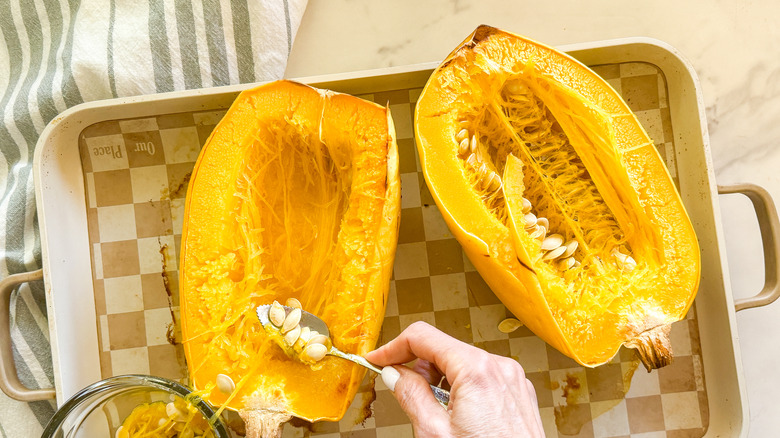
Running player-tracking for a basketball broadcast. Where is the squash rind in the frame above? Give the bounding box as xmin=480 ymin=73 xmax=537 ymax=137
xmin=180 ymin=80 xmax=400 ymax=423
xmin=414 ymin=26 xmax=700 ymax=368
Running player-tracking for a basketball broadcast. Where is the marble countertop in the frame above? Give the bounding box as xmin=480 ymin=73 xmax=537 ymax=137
xmin=286 ymin=1 xmax=780 ymax=436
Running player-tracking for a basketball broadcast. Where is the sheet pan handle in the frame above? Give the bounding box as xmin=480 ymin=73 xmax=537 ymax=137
xmin=0 ymin=269 xmax=56 ymax=401
xmin=718 ymin=183 xmax=780 ymax=312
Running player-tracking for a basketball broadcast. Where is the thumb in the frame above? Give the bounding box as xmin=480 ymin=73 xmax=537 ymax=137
xmin=381 ymin=366 xmax=451 ymax=437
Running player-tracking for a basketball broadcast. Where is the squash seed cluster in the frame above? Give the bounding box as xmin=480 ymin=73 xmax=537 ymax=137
xmin=454 ymin=78 xmax=639 ymax=274
xmin=455 ymin=125 xmax=583 ymax=272
xmin=456 ymin=128 xmax=503 ymax=193
xmin=268 ymin=299 xmax=330 ymax=364
xmin=518 ymin=181 xmax=637 ymax=273
xmin=519 ymin=196 xmax=582 ymax=271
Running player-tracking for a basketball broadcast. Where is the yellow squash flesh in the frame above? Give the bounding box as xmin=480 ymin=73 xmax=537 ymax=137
xmin=179 ymin=80 xmax=400 ymax=429
xmin=414 ymin=26 xmax=700 ymax=369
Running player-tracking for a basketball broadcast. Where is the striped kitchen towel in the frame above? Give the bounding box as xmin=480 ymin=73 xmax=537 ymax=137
xmin=0 ymin=0 xmax=307 ymax=435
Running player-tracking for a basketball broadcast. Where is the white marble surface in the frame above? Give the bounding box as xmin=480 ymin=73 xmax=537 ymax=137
xmin=286 ymin=1 xmax=780 ymax=436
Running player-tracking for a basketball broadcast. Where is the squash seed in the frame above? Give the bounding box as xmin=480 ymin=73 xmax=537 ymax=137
xmin=475 ymin=150 xmax=484 ymax=164
xmin=474 ymin=163 xmax=488 ymax=180
xmin=166 ymin=402 xmax=187 ymax=422
xmin=543 ymin=245 xmax=567 ymax=260
xmin=284 ymin=324 xmax=302 ymax=345
xmin=307 ymin=334 xmax=329 ymax=347
xmin=285 ymin=297 xmax=302 ymax=309
xmin=477 ymin=163 xmax=488 ymax=177
xmin=458 ymin=138 xmax=470 ymax=156
xmin=541 ymin=234 xmax=564 ymax=251
xmin=488 ymin=173 xmax=502 ymax=192
xmin=562 ymin=240 xmax=579 ymax=258
xmin=612 ymin=248 xmax=637 ymax=272
xmin=537 ymin=217 xmax=549 ymax=230
xmin=470 ymin=135 xmax=478 ymax=154
xmin=456 ymin=128 xmax=469 ymax=142
xmin=523 ymin=213 xmax=537 ymax=229
xmin=478 ymin=172 xmax=491 ymax=189
xmin=621 ymin=256 xmax=637 ymax=272
xmin=466 ymin=153 xmax=477 ymax=167
xmin=505 ymin=79 xmax=525 ymax=95
xmin=281 ymin=308 xmax=302 ymax=334
xmin=302 ymin=343 xmax=328 ymax=362
xmin=529 ymin=226 xmax=545 ymax=240
xmin=269 ymin=301 xmax=286 ymax=327
xmin=558 ymin=257 xmax=576 ymax=270
xmin=498 ymin=317 xmax=523 ymax=333
xmin=522 ymin=197 xmax=532 ymax=213
xmin=216 ymin=373 xmax=235 ymax=394
xmin=294 ymin=326 xmax=312 ymax=350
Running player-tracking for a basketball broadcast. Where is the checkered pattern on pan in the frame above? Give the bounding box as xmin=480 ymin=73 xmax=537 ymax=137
xmin=78 ymin=110 xmax=226 ymax=382
xmin=77 ymin=63 xmax=707 ymax=438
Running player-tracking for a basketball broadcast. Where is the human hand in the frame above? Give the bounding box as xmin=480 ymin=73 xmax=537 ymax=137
xmin=365 ymin=321 xmax=544 ymax=438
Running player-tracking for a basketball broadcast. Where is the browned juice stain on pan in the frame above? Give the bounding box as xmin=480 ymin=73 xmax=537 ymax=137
xmin=159 ymin=171 xmax=191 ymax=213
xmin=157 ymin=169 xmax=192 ymax=347
xmin=170 ymin=172 xmax=192 ymax=199
xmin=553 ymin=373 xmax=583 ymax=435
xmin=158 ymin=236 xmax=189 ymax=378
xmin=158 ymin=240 xmax=179 ymax=345
xmin=622 ymin=356 xmax=641 ymax=392
xmin=165 ymin=322 xmax=177 ymax=346
xmin=553 ymin=354 xmax=641 ymax=435
xmin=288 ymin=417 xmax=315 ymax=433
xmin=153 ymin=171 xmax=192 ymax=370
xmin=358 ymin=374 xmax=378 ymax=424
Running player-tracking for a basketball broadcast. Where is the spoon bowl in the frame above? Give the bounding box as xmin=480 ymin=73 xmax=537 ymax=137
xmin=256 ymin=304 xmax=330 ymax=337
xmin=255 ymin=304 xmax=450 ymax=406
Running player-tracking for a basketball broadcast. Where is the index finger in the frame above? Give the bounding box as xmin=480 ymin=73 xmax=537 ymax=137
xmin=366 ymin=321 xmax=484 ymax=382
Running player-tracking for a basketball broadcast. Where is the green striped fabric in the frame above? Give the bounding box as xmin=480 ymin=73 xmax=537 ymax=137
xmin=0 ymin=0 xmax=307 ymax=434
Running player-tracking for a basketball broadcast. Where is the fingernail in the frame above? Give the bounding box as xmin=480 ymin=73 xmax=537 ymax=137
xmin=381 ymin=366 xmax=400 ymax=392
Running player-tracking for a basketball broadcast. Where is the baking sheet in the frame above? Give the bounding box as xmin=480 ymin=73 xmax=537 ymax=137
xmin=76 ymin=61 xmax=708 ymax=438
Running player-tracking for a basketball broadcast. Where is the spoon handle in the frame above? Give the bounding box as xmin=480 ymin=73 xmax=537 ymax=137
xmin=329 ymin=348 xmax=383 ymax=374
xmin=328 ymin=347 xmax=450 ymax=407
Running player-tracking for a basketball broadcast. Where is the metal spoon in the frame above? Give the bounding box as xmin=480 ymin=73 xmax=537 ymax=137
xmin=256 ymin=304 xmax=450 ymax=407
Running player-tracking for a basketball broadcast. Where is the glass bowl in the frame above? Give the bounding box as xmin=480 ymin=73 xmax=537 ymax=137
xmin=42 ymin=374 xmax=230 ymax=437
